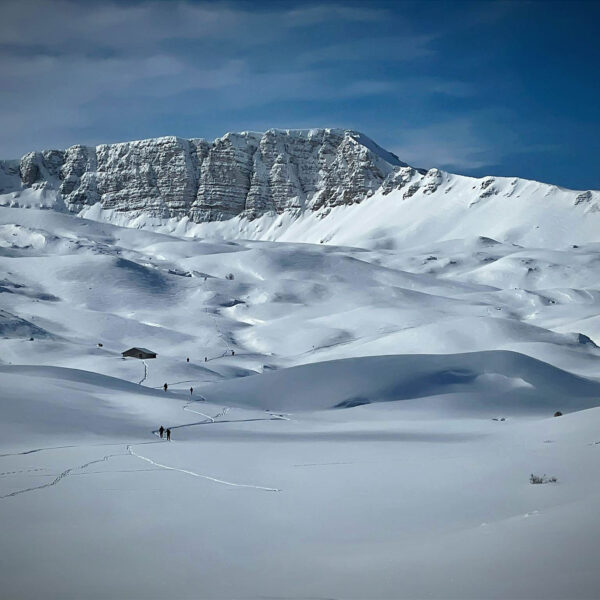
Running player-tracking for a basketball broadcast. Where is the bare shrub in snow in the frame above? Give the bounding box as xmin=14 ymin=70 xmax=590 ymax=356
xmin=530 ymin=474 xmax=558 ymax=484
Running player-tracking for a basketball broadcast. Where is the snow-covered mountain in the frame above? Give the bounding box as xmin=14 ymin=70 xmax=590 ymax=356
xmin=2 ymin=128 xmax=599 ymax=252
xmin=0 ymin=129 xmax=405 ymax=220
xmin=2 ymin=130 xmax=600 ymax=599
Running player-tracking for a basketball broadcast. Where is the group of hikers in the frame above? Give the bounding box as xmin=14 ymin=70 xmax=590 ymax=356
xmin=159 ymin=351 xmax=239 ymax=438
xmin=163 ymin=382 xmax=194 ymax=395
xmin=185 ymin=351 xmax=235 ymax=364
xmin=158 ymin=426 xmax=171 ymax=441
xmin=160 ymin=348 xmax=238 ymax=394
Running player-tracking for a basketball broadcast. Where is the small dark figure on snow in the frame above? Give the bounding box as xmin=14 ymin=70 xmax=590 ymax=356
xmin=186 ymin=357 xmax=189 ymax=363
xmin=190 ymin=387 xmax=193 ymax=395
xmin=163 ymin=383 xmax=168 ymax=392
xmin=159 ymin=425 xmax=164 ymax=439
xmin=231 ymin=350 xmax=235 ymax=356
xmin=166 ymin=428 xmax=171 ymax=441
xmin=204 ymin=356 xmax=207 ymax=362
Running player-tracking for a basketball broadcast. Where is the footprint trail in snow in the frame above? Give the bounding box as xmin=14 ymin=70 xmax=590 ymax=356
xmin=127 ymin=445 xmax=280 ymax=492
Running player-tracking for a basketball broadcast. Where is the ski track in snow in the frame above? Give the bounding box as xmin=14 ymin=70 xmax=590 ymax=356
xmin=206 ymin=306 xmax=233 ymax=353
xmin=137 ymin=360 xmax=148 ymax=385
xmin=170 ymin=417 xmax=287 ymax=431
xmin=0 ymin=436 xmax=281 ymax=498
xmin=213 ymin=406 xmax=230 ymax=419
xmin=0 ymin=445 xmax=79 ymax=458
xmin=293 ymin=462 xmax=352 ymax=467
xmin=126 ymin=445 xmax=280 ymax=492
xmin=153 ymin=401 xmax=227 ymax=434
xmin=0 ymin=467 xmax=46 ymax=477
xmin=0 ymin=451 xmax=127 ymax=499
xmin=268 ymin=412 xmax=292 ymax=421
xmin=182 ymin=406 xmax=214 ymax=421
xmin=0 ymin=440 xmax=162 ymax=459
xmin=157 ymin=403 xmax=286 ymax=433
xmin=182 ymin=398 xmax=216 ymax=422
xmin=65 ymin=468 xmax=163 ymax=476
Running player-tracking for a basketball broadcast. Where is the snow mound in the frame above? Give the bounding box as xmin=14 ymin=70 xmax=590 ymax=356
xmin=0 ymin=310 xmax=54 ymax=339
xmin=0 ymin=224 xmax=50 ymax=249
xmin=200 ymin=350 xmax=600 ymax=414
xmin=0 ymin=365 xmax=171 ymax=444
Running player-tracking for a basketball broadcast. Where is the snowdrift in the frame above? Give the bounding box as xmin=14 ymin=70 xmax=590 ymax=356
xmin=0 ymin=310 xmax=54 ymax=340
xmin=200 ymin=350 xmax=600 ymax=414
xmin=0 ymin=365 xmax=174 ymax=445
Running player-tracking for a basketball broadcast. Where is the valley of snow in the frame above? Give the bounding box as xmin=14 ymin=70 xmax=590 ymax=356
xmin=1 ymin=196 xmax=600 ymax=599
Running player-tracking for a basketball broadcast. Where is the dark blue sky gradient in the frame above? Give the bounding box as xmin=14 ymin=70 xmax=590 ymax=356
xmin=1 ymin=0 xmax=598 ymax=188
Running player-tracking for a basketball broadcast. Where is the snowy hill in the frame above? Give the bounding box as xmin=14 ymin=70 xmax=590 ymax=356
xmin=1 ymin=131 xmax=600 ymax=599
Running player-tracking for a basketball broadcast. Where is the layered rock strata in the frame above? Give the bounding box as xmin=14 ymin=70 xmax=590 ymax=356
xmin=2 ymin=129 xmax=411 ymax=221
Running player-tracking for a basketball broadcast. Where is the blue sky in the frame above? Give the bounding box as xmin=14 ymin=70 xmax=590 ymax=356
xmin=1 ymin=0 xmax=599 ymax=189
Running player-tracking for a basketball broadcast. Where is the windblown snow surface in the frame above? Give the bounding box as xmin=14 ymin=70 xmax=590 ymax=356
xmin=2 ymin=185 xmax=600 ymax=599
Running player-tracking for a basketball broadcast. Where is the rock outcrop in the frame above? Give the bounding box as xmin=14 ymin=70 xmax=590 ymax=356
xmin=0 ymin=128 xmax=408 ymax=222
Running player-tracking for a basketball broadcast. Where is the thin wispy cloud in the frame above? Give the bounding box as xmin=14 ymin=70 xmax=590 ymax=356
xmin=0 ymin=0 xmax=598 ymax=188
xmin=393 ymin=117 xmax=503 ymax=171
xmin=297 ymin=35 xmax=437 ymax=66
xmin=285 ymin=4 xmax=389 ymax=26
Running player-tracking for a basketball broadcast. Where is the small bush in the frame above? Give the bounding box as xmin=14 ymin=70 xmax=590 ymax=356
xmin=225 ymin=273 xmax=234 ymax=280
xmin=530 ymin=473 xmax=557 ymax=484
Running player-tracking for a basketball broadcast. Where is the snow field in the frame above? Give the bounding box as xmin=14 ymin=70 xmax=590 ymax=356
xmin=1 ymin=203 xmax=600 ymax=598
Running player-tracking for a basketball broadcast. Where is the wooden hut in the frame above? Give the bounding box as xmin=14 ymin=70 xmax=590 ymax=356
xmin=122 ymin=347 xmax=157 ymax=359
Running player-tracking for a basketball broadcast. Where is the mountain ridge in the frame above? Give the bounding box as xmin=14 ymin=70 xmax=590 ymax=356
xmin=0 ymin=128 xmax=407 ymax=221
xmin=0 ymin=128 xmax=599 ymax=250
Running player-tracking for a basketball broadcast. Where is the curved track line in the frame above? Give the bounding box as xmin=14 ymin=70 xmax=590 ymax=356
xmin=138 ymin=360 xmax=148 ymax=385
xmin=0 ymin=467 xmax=46 ymax=477
xmin=0 ymin=451 xmax=127 ymax=499
xmin=171 ymin=417 xmax=288 ymax=431
xmin=213 ymin=407 xmax=230 ymax=419
xmin=127 ymin=445 xmax=280 ymax=492
xmin=0 ymin=440 xmax=162 ymax=459
xmin=206 ymin=306 xmax=233 ymax=353
xmin=182 ymin=398 xmax=228 ymax=423
xmin=182 ymin=404 xmax=215 ymax=422
xmin=268 ymin=412 xmax=292 ymax=421
xmin=178 ymin=403 xmax=288 ymax=430
xmin=0 ymin=444 xmax=79 ymax=458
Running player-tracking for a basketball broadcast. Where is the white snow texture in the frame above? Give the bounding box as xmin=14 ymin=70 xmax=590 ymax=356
xmin=0 ymin=129 xmax=599 ymax=600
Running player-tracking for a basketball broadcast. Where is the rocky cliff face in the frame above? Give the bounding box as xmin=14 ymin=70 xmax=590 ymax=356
xmin=1 ymin=129 xmax=409 ymax=222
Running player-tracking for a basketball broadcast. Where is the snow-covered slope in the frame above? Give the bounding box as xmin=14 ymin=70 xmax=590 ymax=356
xmin=2 ymin=206 xmax=600 ymax=381
xmin=200 ymin=350 xmax=600 ymax=413
xmin=1 ymin=130 xmax=600 ymax=599
xmin=140 ymin=168 xmax=600 ymax=250
xmin=3 ymin=356 xmax=600 ymax=600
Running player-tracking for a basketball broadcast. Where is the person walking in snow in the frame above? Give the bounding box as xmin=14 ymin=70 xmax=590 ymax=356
xmin=186 ymin=357 xmax=189 ymax=363
xmin=166 ymin=428 xmax=171 ymax=441
xmin=204 ymin=356 xmax=207 ymax=362
xmin=190 ymin=387 xmax=193 ymax=395
xmin=159 ymin=425 xmax=164 ymax=439
xmin=163 ymin=382 xmax=168 ymax=392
